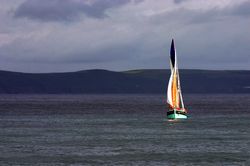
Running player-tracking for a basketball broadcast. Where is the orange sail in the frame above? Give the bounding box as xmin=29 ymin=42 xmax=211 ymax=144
xmin=167 ymin=39 xmax=184 ymax=110
xmin=172 ymin=71 xmax=180 ymax=108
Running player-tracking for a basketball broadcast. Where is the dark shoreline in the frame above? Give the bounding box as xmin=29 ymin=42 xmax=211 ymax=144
xmin=0 ymin=69 xmax=250 ymax=94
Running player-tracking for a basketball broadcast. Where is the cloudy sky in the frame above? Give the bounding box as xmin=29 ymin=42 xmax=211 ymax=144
xmin=0 ymin=0 xmax=250 ymax=73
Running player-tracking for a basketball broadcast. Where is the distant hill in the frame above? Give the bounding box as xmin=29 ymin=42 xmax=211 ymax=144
xmin=0 ymin=69 xmax=250 ymax=94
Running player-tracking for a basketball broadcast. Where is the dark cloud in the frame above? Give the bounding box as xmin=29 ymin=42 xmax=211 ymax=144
xmin=14 ymin=0 xmax=132 ymax=22
xmin=173 ymin=0 xmax=188 ymax=4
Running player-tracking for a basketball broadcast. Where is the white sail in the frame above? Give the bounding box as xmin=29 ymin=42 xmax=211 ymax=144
xmin=167 ymin=70 xmax=174 ymax=106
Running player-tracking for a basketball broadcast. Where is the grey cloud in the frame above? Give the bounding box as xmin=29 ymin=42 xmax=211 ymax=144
xmin=0 ymin=30 xmax=141 ymax=65
xmin=162 ymin=0 xmax=250 ymax=27
xmin=1 ymin=0 xmax=250 ymax=73
xmin=168 ymin=2 xmax=250 ymax=26
xmin=231 ymin=1 xmax=250 ymax=16
xmin=14 ymin=0 xmax=132 ymax=22
xmin=173 ymin=0 xmax=188 ymax=4
xmin=197 ymin=1 xmax=250 ymax=23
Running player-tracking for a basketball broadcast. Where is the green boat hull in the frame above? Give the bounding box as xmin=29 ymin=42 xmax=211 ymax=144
xmin=167 ymin=109 xmax=187 ymax=120
xmin=167 ymin=113 xmax=187 ymax=119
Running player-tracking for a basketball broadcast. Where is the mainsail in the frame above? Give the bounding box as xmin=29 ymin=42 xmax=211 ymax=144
xmin=167 ymin=39 xmax=185 ymax=110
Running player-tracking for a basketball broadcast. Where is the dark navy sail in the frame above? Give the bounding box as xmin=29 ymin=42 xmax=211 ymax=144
xmin=170 ymin=39 xmax=175 ymax=68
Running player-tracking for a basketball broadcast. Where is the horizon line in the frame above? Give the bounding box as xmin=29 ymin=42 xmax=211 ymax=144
xmin=1 ymin=68 xmax=250 ymax=74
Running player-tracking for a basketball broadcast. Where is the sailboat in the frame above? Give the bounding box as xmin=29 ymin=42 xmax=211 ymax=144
xmin=167 ymin=39 xmax=187 ymax=119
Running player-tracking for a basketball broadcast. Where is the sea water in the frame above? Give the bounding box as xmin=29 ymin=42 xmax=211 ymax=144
xmin=0 ymin=94 xmax=250 ymax=166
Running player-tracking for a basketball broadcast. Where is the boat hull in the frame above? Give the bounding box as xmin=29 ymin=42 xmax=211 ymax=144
xmin=167 ymin=109 xmax=187 ymax=119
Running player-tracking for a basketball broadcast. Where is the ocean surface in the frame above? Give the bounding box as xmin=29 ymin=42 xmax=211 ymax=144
xmin=0 ymin=94 xmax=250 ymax=166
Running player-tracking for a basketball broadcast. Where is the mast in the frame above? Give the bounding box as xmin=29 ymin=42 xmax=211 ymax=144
xmin=177 ymin=68 xmax=185 ymax=109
